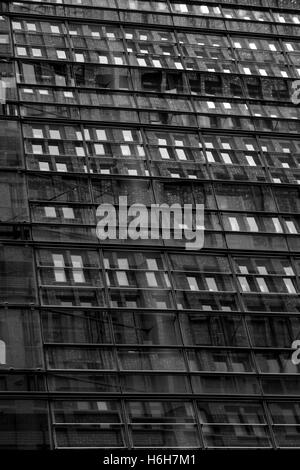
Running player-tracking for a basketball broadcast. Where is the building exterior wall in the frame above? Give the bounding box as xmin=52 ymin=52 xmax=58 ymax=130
xmin=0 ymin=0 xmax=299 ymax=449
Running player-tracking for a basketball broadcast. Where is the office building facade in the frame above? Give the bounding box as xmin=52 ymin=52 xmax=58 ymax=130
xmin=0 ymin=0 xmax=300 ymax=449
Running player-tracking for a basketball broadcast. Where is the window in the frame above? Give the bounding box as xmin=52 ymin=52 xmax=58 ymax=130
xmin=0 ymin=340 xmax=6 ymax=365
xmin=187 ymin=277 xmax=199 ymax=291
xmin=229 ymin=217 xmax=239 ymax=231
xmin=246 ymin=217 xmax=258 ymax=232
xmin=205 ymin=278 xmax=218 ymax=291
xmin=257 ymin=278 xmax=269 ymax=293
xmin=286 ymin=221 xmax=298 ymax=234
xmin=71 ymin=255 xmax=85 ymax=283
xmin=62 ymin=208 xmax=75 ymax=219
xmin=53 ymin=254 xmax=66 ymax=283
xmin=32 ymin=49 xmax=42 ymax=57
xmin=57 ymin=50 xmax=66 ymax=59
xmin=45 ymin=207 xmax=56 ymax=218
xmin=238 ymin=277 xmax=251 ymax=292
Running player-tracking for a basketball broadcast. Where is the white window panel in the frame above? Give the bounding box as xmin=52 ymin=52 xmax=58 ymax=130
xmin=256 ymin=277 xmax=269 ymax=293
xmin=177 ymin=4 xmax=188 ymax=13
xmin=239 ymin=266 xmax=249 ymax=274
xmin=228 ymin=217 xmax=239 ymax=231
xmin=146 ymin=272 xmax=158 ymax=287
xmin=246 ymin=155 xmax=256 ymax=166
xmin=114 ymin=56 xmax=123 ymax=65
xmin=75 ymin=147 xmax=85 ymax=157
xmin=83 ymin=129 xmax=89 ymax=140
xmin=257 ymin=266 xmax=268 ymax=275
xmin=206 ymin=151 xmax=215 ymax=162
xmin=17 ymin=47 xmax=27 ymax=56
xmin=123 ymin=130 xmax=133 ymax=141
xmin=222 ymin=143 xmax=231 ymax=150
xmin=159 ymin=148 xmax=170 ymax=159
xmin=53 ymin=254 xmax=66 ymax=282
xmin=284 ymin=267 xmax=294 ymax=276
xmin=137 ymin=58 xmax=147 ymax=66
xmin=99 ymin=55 xmax=108 ymax=64
xmin=49 ymin=130 xmax=61 ymax=139
xmin=246 ymin=217 xmax=258 ymax=232
xmin=121 ymin=145 xmax=131 ymax=156
xmin=75 ymin=53 xmax=85 ymax=62
xmin=128 ymin=169 xmax=138 ymax=176
xmin=284 ymin=278 xmax=296 ymax=294
xmin=33 ymin=129 xmax=44 ymax=138
xmin=187 ymin=276 xmax=199 ymax=291
xmin=57 ymin=50 xmax=66 ymax=59
xmin=27 ymin=23 xmax=37 ymax=31
xmin=33 ymin=144 xmax=43 ymax=154
xmin=56 ymin=163 xmax=67 ymax=172
xmin=205 ymin=277 xmax=218 ymax=291
xmin=71 ymin=255 xmax=85 ymax=283
xmin=146 ymin=259 xmax=158 ymax=270
xmin=176 ymin=149 xmax=187 ymax=160
xmin=39 ymin=162 xmax=50 ymax=171
xmin=286 ymin=220 xmax=298 ymax=234
xmin=96 ymin=129 xmax=107 ymax=140
xmin=118 ymin=258 xmax=129 ymax=269
xmin=32 ymin=48 xmax=42 ymax=57
xmin=116 ymin=271 xmax=129 ymax=286
xmin=51 ymin=25 xmax=60 ymax=34
xmin=62 ymin=207 xmax=75 ymax=219
xmin=49 ymin=146 xmax=59 ymax=155
xmin=285 ymin=43 xmax=294 ymax=51
xmin=272 ymin=218 xmax=283 ymax=233
xmin=221 ymin=153 xmax=232 ymax=164
xmin=155 ymin=301 xmax=167 ymax=309
xmin=45 ymin=207 xmax=56 ymax=218
xmin=94 ymin=144 xmax=105 ymax=155
xmin=137 ymin=146 xmax=145 ymax=156
xmin=238 ymin=276 xmax=251 ymax=292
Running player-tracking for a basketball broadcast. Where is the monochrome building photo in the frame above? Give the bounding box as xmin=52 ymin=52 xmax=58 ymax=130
xmin=0 ymin=0 xmax=299 ymax=453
